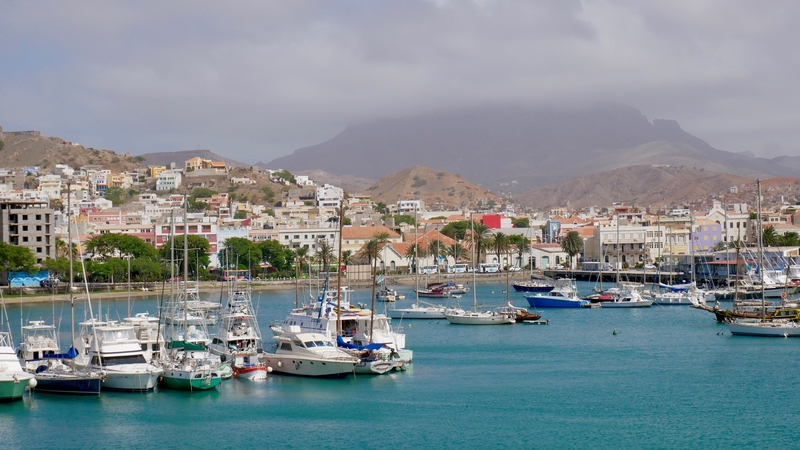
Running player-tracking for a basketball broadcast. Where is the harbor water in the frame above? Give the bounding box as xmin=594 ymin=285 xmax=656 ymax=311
xmin=2 ymin=281 xmax=799 ymax=449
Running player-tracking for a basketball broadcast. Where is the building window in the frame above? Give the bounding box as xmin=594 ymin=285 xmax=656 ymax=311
xmin=36 ymin=215 xmax=41 ymax=220
xmin=23 ymin=237 xmax=28 ymax=242
xmin=22 ymin=215 xmax=28 ymax=220
xmin=36 ymin=237 xmax=41 ymax=242
xmin=36 ymin=225 xmax=41 ymax=231
xmin=22 ymin=226 xmax=27 ymax=231
xmin=37 ymin=247 xmax=42 ymax=253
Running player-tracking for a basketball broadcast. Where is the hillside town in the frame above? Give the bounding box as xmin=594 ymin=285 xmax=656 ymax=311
xmin=0 ymin=131 xmax=799 ymax=288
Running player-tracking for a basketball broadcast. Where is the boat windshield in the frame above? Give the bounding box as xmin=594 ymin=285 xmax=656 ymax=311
xmin=93 ymin=354 xmax=147 ymax=366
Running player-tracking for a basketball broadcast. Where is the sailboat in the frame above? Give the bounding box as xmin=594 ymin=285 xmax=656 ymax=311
xmin=727 ymin=180 xmax=800 ymax=337
xmin=160 ymin=200 xmax=222 ymax=390
xmin=29 ymin=189 xmax=104 ymax=395
xmin=445 ymin=217 xmax=516 ymax=324
xmin=389 ymin=206 xmax=448 ymax=319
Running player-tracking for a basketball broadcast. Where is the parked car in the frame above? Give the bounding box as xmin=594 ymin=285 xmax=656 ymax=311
xmin=507 ymin=266 xmax=522 ymax=272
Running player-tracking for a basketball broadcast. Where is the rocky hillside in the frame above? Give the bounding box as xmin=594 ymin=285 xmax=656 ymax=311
xmin=0 ymin=126 xmax=143 ymax=172
xmin=515 ymin=165 xmax=753 ymax=210
xmin=138 ymin=149 xmax=247 ymax=169
xmin=364 ymin=166 xmax=499 ymax=210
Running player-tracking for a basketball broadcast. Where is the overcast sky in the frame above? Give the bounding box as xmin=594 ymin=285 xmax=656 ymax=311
xmin=1 ymin=0 xmax=798 ymax=162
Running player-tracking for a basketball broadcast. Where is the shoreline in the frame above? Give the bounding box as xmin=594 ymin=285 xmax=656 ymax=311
xmin=1 ymin=272 xmax=539 ymax=305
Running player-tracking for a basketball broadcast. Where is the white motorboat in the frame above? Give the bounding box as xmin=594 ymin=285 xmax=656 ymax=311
xmin=16 ymin=321 xmax=63 ymax=372
xmin=122 ymin=313 xmax=164 ymax=364
xmin=524 ymin=279 xmax=589 ymax=308
xmin=388 ymin=301 xmax=448 ymax=319
xmin=601 ymin=285 xmax=653 ymax=308
xmin=262 ymin=330 xmax=359 ymax=378
xmin=273 ymin=286 xmax=412 ymax=367
xmin=84 ymin=323 xmax=162 ymax=392
xmin=0 ymin=332 xmax=35 ymax=402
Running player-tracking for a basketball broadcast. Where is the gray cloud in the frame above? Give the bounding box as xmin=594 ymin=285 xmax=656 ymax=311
xmin=1 ymin=0 xmax=798 ymax=161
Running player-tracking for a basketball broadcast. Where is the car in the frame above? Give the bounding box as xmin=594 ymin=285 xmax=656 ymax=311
xmin=644 ymin=264 xmax=656 ymax=270
xmin=507 ymin=266 xmax=522 ymax=272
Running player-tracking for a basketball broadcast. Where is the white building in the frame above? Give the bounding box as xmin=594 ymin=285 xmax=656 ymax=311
xmin=36 ymin=174 xmax=62 ymax=199
xmin=316 ymin=184 xmax=344 ymax=209
xmin=398 ymin=200 xmax=424 ymax=214
xmin=295 ymin=175 xmax=314 ymax=186
xmin=54 ymin=164 xmax=75 ymax=177
xmin=156 ymin=170 xmax=182 ymax=191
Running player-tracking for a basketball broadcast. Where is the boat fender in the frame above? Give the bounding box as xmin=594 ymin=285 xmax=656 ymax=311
xmin=27 ymin=377 xmax=36 ymax=388
xmin=277 ymin=361 xmax=283 ymax=367
xmin=266 ymin=366 xmax=273 ymax=373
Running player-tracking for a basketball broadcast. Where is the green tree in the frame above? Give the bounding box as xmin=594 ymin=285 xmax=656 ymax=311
xmin=262 ymin=186 xmax=276 ymax=203
xmin=778 ymin=231 xmax=800 ymax=247
xmin=234 ymin=210 xmax=247 ymax=220
xmin=441 ymin=220 xmax=470 ymax=240
xmin=446 ymin=243 xmax=466 ymax=264
xmin=85 ymin=233 xmax=157 ymax=260
xmin=375 ymin=202 xmax=388 ymax=214
xmin=41 ymin=257 xmax=70 ymax=281
xmin=561 ymin=231 xmax=584 ymax=269
xmin=471 ymin=222 xmax=492 ymax=264
xmin=259 ymin=240 xmax=292 ymax=272
xmin=382 ymin=214 xmax=416 ymax=226
xmin=0 ymin=140 xmax=5 ymax=151
xmin=103 ymin=187 xmax=126 ymax=206
xmin=275 ymin=169 xmax=296 ymax=184
xmin=427 ymin=239 xmax=444 ymax=268
xmin=134 ymin=155 xmax=146 ymax=162
xmin=159 ymin=235 xmax=211 ymax=278
xmin=315 ymin=240 xmax=335 ymax=273
xmin=511 ymin=217 xmax=530 ymax=228
xmin=220 ymin=237 xmax=262 ymax=273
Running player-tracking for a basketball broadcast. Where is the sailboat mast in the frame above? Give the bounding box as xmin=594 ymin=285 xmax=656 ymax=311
xmin=67 ymin=181 xmax=75 ymax=354
xmin=414 ymin=206 xmax=419 ymax=307
xmin=471 ymin=215 xmax=477 ymax=312
xmin=616 ymin=213 xmax=620 ymax=285
xmin=183 ymin=197 xmax=189 ymax=330
xmin=757 ymin=179 xmax=765 ymax=319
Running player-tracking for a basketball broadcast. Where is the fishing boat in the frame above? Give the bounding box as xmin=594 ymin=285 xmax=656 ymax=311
xmin=16 ymin=321 xmax=62 ymax=372
xmin=524 ymin=279 xmax=589 ymax=308
xmin=375 ymin=286 xmax=396 ymax=302
xmin=272 ymin=284 xmax=412 ymax=368
xmin=600 ymin=284 xmax=653 ymax=308
xmin=415 ymin=283 xmax=450 ymax=298
xmin=0 ymin=332 xmax=35 ymax=402
xmin=507 ymin=303 xmax=542 ymax=322
xmin=727 ymin=308 xmax=800 ymax=336
xmin=209 ymin=278 xmax=269 ymax=381
xmin=82 ymin=321 xmax=162 ymax=392
xmin=160 ymin=202 xmax=223 ymax=390
xmin=262 ymin=330 xmax=359 ymax=378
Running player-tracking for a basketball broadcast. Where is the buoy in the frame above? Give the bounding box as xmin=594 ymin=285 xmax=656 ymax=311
xmin=408 ymin=324 xmax=412 ymax=327
xmin=27 ymin=377 xmax=37 ymax=388
xmin=612 ymin=329 xmax=617 ymax=335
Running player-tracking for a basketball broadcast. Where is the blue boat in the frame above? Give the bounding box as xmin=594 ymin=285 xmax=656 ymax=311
xmin=524 ymin=279 xmax=589 ymax=308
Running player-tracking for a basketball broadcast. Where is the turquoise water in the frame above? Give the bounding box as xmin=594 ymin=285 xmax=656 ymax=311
xmin=2 ymin=282 xmax=799 ymax=449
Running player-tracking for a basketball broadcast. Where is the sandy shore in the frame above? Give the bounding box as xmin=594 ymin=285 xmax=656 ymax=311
xmin=1 ymin=272 xmax=538 ymax=305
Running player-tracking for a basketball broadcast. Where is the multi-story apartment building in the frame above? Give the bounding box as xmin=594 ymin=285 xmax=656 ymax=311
xmin=0 ymin=200 xmax=54 ymax=262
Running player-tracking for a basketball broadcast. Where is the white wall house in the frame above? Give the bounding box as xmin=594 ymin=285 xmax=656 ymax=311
xmin=316 ymin=184 xmax=344 ymax=208
xmin=156 ymin=170 xmax=182 ymax=191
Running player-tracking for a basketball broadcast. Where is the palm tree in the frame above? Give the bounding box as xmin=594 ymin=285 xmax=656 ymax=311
xmin=427 ymin=239 xmax=443 ymax=271
xmin=471 ymin=222 xmax=492 ymax=265
xmin=763 ymin=226 xmax=778 ymax=247
xmin=561 ymin=231 xmax=584 ymax=269
xmin=446 ymin=243 xmax=466 ymax=263
xmin=491 ymin=232 xmax=510 ymax=269
xmin=405 ymin=243 xmax=426 ymax=274
xmin=315 ymin=240 xmax=334 ymax=274
xmin=779 ymin=232 xmax=800 ymax=247
xmin=340 ymin=250 xmax=353 ymax=266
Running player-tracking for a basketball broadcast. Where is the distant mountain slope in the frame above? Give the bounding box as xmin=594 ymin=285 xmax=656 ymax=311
xmin=515 ymin=165 xmax=753 ymax=210
xmin=0 ymin=126 xmax=142 ymax=172
xmin=138 ymin=149 xmax=247 ymax=168
xmin=267 ymin=103 xmax=790 ymax=192
xmin=364 ymin=166 xmax=498 ymax=210
xmin=293 ymin=169 xmax=376 ymax=194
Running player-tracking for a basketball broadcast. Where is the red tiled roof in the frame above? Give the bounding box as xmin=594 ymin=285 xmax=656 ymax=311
xmin=342 ymin=226 xmax=400 ymax=240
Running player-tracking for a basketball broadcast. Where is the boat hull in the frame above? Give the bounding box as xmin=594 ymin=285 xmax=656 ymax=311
xmin=0 ymin=376 xmax=32 ymax=402
xmin=511 ymin=283 xmax=553 ymax=293
xmin=524 ymin=295 xmax=588 ymax=308
xmin=354 ymin=359 xmax=394 ymax=375
xmin=34 ymin=374 xmax=102 ymax=395
xmin=233 ymin=365 xmax=268 ymax=381
xmin=261 ymin=355 xmax=356 ymax=378
xmin=728 ymin=321 xmax=800 ymax=337
xmin=388 ymin=307 xmax=447 ymax=319
xmin=600 ymin=300 xmax=653 ymax=308
xmin=101 ymin=368 xmax=161 ymax=392
xmin=160 ymin=370 xmax=221 ymax=391
xmin=445 ymin=312 xmax=515 ymax=325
